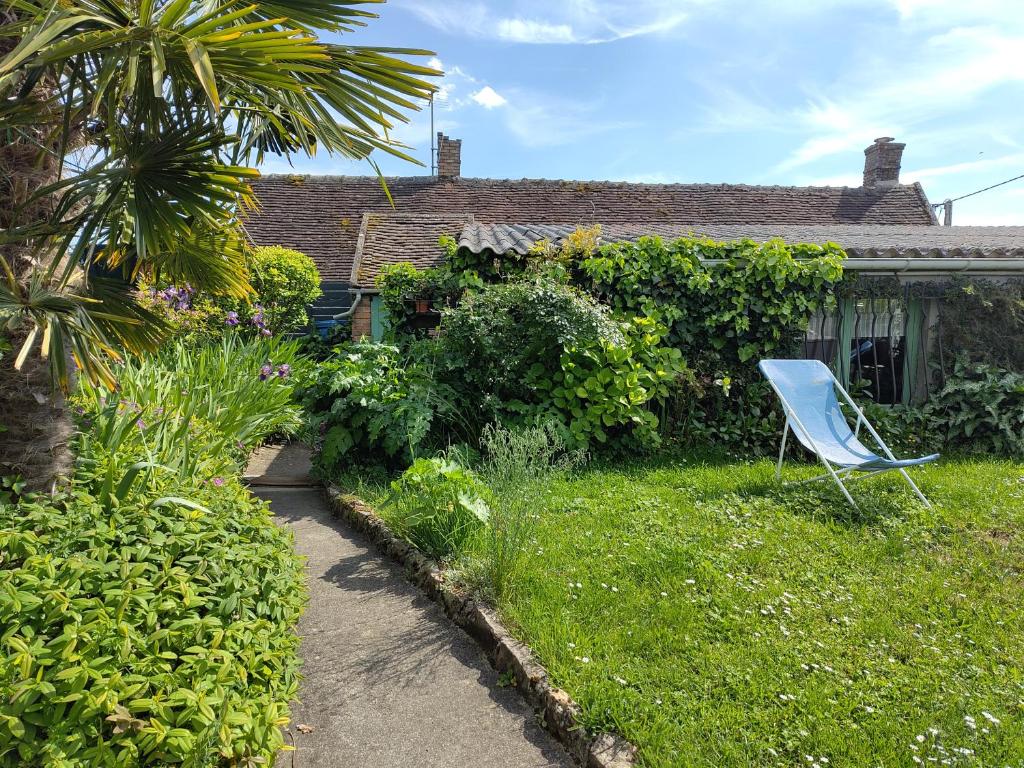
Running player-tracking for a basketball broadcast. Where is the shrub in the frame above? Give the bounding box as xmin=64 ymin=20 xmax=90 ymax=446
xmin=136 ymin=280 xmax=227 ymax=348
xmin=139 ymin=246 xmax=322 ymax=345
xmin=439 ymin=277 xmax=684 ymax=449
xmin=302 ymin=341 xmax=456 ymax=472
xmin=0 ymin=339 xmax=306 ymax=766
xmin=244 ymin=246 xmax=323 ymax=335
xmin=857 ymin=359 xmax=1024 ymax=459
xmin=380 ymin=457 xmax=490 ymax=561
xmin=927 ymin=359 xmax=1024 ymax=456
xmin=936 ymin=279 xmax=1024 ymax=373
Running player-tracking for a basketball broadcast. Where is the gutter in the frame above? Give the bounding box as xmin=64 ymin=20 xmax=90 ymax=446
xmin=700 ymin=257 xmax=1024 ymax=275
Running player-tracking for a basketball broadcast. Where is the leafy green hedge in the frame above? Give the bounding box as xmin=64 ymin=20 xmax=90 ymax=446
xmin=0 ymin=339 xmax=306 ymax=766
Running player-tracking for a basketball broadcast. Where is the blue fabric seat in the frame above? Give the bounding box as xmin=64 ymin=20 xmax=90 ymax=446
xmin=759 ymin=359 xmax=938 ymax=508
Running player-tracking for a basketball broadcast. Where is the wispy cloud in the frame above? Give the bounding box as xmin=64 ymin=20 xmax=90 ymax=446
xmin=401 ymin=0 xmax=691 ymax=44
xmin=423 ymin=57 xmax=630 ymax=148
xmin=903 ymin=152 xmax=1024 ymax=183
xmin=502 ymin=91 xmax=635 ymax=147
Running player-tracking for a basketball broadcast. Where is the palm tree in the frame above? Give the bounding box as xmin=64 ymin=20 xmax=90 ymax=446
xmin=0 ymin=0 xmax=437 ymax=489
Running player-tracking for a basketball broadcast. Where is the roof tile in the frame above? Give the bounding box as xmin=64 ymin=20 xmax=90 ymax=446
xmin=242 ymin=175 xmax=938 ymax=284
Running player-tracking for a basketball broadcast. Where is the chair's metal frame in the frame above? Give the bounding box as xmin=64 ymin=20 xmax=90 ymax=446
xmin=765 ymin=369 xmax=932 ymax=511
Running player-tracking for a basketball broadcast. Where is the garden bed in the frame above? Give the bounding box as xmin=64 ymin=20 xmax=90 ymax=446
xmin=349 ymin=453 xmax=1024 ymax=768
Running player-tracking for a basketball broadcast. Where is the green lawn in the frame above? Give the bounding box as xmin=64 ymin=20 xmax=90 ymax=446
xmin=351 ymin=454 xmax=1024 ymax=766
xmin=495 ymin=456 xmax=1023 ymax=767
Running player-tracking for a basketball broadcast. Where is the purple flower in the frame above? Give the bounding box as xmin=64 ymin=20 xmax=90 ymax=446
xmin=277 ymin=364 xmax=291 ymax=378
xmin=136 ymin=419 xmax=146 ymax=430
xmin=225 ymin=311 xmax=239 ymax=326
xmin=260 ymin=328 xmax=272 ymax=337
xmin=259 ymin=364 xmax=273 ymax=381
xmin=212 ymin=477 xmax=224 ymax=487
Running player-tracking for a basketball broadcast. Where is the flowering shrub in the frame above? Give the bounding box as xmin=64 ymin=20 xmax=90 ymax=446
xmin=138 ymin=246 xmax=321 ymax=345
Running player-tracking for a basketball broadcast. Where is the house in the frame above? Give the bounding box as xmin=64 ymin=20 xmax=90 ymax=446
xmin=242 ymin=136 xmax=1024 ymax=403
xmin=243 ymin=135 xmax=940 ymax=336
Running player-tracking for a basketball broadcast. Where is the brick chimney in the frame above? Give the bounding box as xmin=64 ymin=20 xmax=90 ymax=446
xmin=436 ymin=133 xmax=462 ymax=178
xmin=863 ymin=136 xmax=905 ymax=189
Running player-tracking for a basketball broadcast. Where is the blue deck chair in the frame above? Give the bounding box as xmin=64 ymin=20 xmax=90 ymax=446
xmin=759 ymin=359 xmax=939 ymax=509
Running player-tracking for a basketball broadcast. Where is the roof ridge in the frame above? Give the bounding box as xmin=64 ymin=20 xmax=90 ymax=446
xmin=253 ymin=173 xmax=928 ymax=193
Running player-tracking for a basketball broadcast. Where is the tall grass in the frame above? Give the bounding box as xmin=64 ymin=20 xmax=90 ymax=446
xmin=467 ymin=422 xmax=584 ymax=602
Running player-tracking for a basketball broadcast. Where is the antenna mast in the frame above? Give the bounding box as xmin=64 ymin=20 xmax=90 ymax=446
xmin=430 ymin=94 xmax=436 ymax=177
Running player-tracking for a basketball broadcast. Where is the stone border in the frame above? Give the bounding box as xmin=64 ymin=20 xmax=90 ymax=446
xmin=324 ymin=485 xmax=638 ymax=768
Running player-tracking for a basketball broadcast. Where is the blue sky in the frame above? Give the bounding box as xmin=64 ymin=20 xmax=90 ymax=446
xmin=261 ymin=0 xmax=1024 ymax=225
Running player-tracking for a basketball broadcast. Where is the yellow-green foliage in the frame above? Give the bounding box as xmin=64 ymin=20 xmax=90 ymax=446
xmin=0 ymin=340 xmax=306 ymax=766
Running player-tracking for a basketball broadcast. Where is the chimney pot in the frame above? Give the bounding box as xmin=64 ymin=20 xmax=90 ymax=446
xmin=863 ymin=136 xmax=905 ymax=189
xmin=437 ymin=132 xmax=462 ymax=178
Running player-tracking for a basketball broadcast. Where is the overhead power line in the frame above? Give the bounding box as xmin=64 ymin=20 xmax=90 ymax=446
xmin=937 ymin=172 xmax=1024 ymax=206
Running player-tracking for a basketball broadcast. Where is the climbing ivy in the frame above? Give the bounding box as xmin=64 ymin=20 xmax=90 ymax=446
xmin=580 ymin=236 xmax=846 ymax=451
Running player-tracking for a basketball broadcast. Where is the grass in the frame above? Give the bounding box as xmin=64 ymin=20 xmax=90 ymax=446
xmin=354 ymin=453 xmax=1024 ymax=767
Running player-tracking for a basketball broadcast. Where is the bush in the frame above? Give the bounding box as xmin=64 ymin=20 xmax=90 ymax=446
xmin=0 ymin=339 xmax=306 ymax=766
xmin=928 ymin=359 xmax=1024 ymax=456
xmin=136 ymin=281 xmax=228 ymax=348
xmin=302 ymin=341 xmax=456 ymax=472
xmin=439 ymin=277 xmax=684 ymax=449
xmin=376 ymin=262 xmax=461 ymax=338
xmin=936 ymin=279 xmax=1024 ymax=373
xmin=139 ymin=246 xmax=322 ymax=345
xmin=859 ymin=359 xmax=1024 ymax=459
xmin=380 ymin=457 xmax=490 ymax=561
xmin=243 ymin=246 xmax=322 ymax=335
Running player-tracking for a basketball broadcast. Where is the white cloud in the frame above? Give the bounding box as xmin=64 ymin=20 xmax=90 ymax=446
xmin=401 ymin=0 xmax=691 ymax=44
xmin=471 ymin=85 xmax=508 ymax=109
xmin=496 ymin=18 xmax=576 ymax=44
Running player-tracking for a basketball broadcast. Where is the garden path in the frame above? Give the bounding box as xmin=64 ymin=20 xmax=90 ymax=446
xmin=250 ymin=446 xmax=571 ymax=768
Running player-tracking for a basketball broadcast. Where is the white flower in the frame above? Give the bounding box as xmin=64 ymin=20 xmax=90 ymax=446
xmin=981 ymin=711 xmax=1000 ymax=726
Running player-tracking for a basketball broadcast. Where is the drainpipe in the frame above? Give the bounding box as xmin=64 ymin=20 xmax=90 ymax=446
xmin=332 ymin=290 xmax=365 ymax=322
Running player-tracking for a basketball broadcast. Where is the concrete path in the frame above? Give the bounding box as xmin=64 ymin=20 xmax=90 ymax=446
xmin=256 ymin=485 xmax=573 ymax=768
xmin=245 ymin=443 xmax=316 ymax=487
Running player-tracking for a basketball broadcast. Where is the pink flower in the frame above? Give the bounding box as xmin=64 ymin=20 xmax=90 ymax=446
xmin=212 ymin=477 xmax=224 ymax=487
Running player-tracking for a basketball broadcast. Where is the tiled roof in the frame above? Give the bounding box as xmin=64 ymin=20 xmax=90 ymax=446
xmin=241 ymin=174 xmax=938 ymax=283
xmin=352 ymin=212 xmax=470 ymax=287
xmin=459 ymin=223 xmax=1024 ymax=260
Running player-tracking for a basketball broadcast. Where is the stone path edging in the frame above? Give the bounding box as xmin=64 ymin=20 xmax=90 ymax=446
xmin=324 ymin=485 xmax=638 ymax=768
